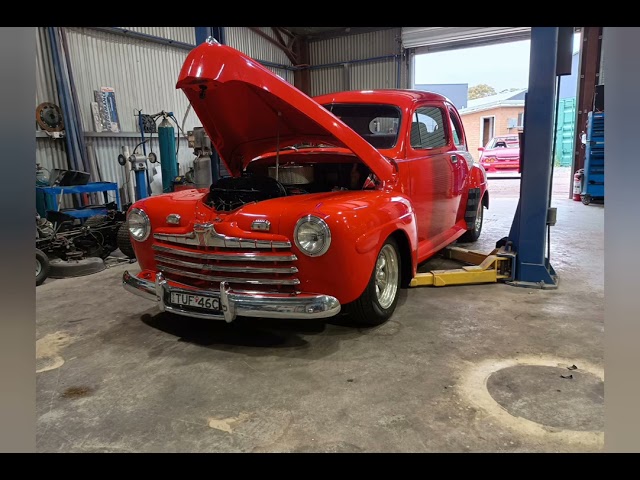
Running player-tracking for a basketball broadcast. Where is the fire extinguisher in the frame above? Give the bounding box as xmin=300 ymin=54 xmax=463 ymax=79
xmin=573 ymin=169 xmax=584 ymax=201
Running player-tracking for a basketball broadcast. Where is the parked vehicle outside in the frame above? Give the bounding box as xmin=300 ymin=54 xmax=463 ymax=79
xmin=479 ymin=135 xmax=520 ymax=172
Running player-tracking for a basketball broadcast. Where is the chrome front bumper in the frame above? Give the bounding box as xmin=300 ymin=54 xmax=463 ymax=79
xmin=122 ymin=270 xmax=341 ymax=322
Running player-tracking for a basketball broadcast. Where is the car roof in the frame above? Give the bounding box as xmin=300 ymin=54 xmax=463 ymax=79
xmin=314 ymin=89 xmax=451 ymax=109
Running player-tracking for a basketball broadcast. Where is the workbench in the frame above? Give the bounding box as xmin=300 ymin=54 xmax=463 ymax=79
xmin=36 ymin=182 xmax=121 ymax=219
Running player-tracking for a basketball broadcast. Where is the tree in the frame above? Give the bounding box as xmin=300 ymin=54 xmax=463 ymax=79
xmin=468 ymin=84 xmax=497 ymax=100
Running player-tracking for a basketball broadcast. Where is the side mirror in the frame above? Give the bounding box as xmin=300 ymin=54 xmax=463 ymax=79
xmin=478 ymin=147 xmax=485 ymax=152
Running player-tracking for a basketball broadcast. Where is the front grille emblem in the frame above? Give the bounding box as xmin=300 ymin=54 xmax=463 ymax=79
xmin=193 ymin=222 xmax=215 ymax=247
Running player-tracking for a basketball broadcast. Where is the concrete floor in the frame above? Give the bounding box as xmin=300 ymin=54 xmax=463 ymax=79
xmin=36 ymin=167 xmax=604 ymax=452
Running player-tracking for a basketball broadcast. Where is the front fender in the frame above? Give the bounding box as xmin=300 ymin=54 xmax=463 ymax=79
xmin=275 ymin=191 xmax=417 ymax=304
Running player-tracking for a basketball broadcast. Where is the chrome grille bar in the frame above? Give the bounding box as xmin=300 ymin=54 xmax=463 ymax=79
xmin=158 ymin=265 xmax=301 ymax=286
xmin=155 ymin=255 xmax=298 ymax=274
xmin=154 ymin=232 xmax=291 ymax=249
xmin=152 ymin=245 xmax=297 ymax=262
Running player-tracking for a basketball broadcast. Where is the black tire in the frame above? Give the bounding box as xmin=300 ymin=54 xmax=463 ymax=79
xmin=84 ymin=215 xmax=107 ymax=227
xmin=117 ymin=224 xmax=136 ymax=259
xmin=344 ymin=237 xmax=401 ymax=327
xmin=581 ymin=194 xmax=592 ymax=205
xmin=36 ymin=249 xmax=50 ymax=286
xmin=459 ymin=200 xmax=484 ymax=243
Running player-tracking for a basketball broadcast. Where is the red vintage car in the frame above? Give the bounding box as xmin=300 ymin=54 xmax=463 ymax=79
xmin=478 ymin=135 xmax=520 ymax=172
xmin=122 ymin=39 xmax=489 ymax=326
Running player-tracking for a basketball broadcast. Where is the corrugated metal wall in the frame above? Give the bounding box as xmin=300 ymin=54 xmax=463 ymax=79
xmin=226 ymin=27 xmax=291 ymax=65
xmin=308 ymin=28 xmax=404 ymax=96
xmin=64 ymin=27 xmax=200 ymax=133
xmin=35 ymin=26 xmax=294 ymax=201
xmin=225 ymin=27 xmax=294 ymax=82
xmin=120 ymin=27 xmax=196 ymax=44
xmin=36 ymin=28 xmax=60 ymax=108
xmin=350 ymin=61 xmax=398 ymax=92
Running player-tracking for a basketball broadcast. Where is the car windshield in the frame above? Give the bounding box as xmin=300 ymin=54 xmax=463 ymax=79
xmin=487 ymin=136 xmax=519 ymax=149
xmin=322 ymin=103 xmax=401 ymax=149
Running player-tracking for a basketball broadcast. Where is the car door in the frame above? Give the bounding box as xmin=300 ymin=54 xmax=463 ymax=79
xmin=407 ymin=103 xmax=457 ymax=244
xmin=447 ymin=103 xmax=471 ymax=224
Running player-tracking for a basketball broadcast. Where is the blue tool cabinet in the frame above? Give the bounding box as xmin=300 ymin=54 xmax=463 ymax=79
xmin=581 ymin=111 xmax=604 ymax=205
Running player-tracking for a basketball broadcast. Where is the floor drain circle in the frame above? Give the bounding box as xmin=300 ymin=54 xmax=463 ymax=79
xmin=487 ymin=365 xmax=603 ymax=431
xmin=459 ymin=356 xmax=604 ymax=448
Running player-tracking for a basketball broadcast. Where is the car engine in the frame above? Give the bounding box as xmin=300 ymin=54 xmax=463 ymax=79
xmin=207 ymin=175 xmax=288 ymax=212
xmin=207 ymin=162 xmax=373 ymax=212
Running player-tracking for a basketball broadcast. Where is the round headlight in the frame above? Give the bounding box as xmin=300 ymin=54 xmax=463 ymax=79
xmin=294 ymin=215 xmax=331 ymax=257
xmin=128 ymin=208 xmax=150 ymax=242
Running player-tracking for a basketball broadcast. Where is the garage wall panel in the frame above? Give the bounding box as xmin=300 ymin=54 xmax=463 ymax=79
xmin=309 ymin=28 xmax=402 ymax=97
xmin=351 ymin=61 xmax=398 ymax=91
xmin=225 ymin=27 xmax=294 ymax=67
xmin=36 ymin=138 xmax=67 ymax=172
xmin=310 ymin=66 xmax=343 ymax=97
xmin=310 ymin=28 xmax=400 ymax=64
xmin=120 ymin=27 xmax=196 ymax=44
xmin=36 ymin=27 xmax=60 ymax=110
xmin=65 ymin=27 xmax=200 ymax=133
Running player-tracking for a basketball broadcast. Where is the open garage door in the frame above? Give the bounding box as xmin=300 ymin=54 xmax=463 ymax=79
xmin=402 ymin=27 xmax=531 ymax=53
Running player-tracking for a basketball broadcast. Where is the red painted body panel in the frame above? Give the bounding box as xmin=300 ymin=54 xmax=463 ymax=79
xmin=128 ymin=41 xmax=488 ymax=310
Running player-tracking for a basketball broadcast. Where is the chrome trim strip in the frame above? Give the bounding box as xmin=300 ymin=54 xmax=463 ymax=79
xmin=154 ymin=255 xmax=298 ymax=274
xmin=122 ymin=271 xmax=340 ymax=322
xmin=152 ymin=245 xmax=297 ymax=262
xmin=154 ymin=231 xmax=291 ymax=249
xmin=158 ymin=265 xmax=301 ymax=285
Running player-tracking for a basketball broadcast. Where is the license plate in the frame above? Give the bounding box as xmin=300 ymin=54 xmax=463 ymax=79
xmin=169 ymin=292 xmax=221 ymax=311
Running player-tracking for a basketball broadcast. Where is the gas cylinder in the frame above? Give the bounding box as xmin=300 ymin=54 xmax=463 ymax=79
xmin=573 ymin=169 xmax=584 ymax=201
xmin=158 ymin=117 xmax=178 ymax=193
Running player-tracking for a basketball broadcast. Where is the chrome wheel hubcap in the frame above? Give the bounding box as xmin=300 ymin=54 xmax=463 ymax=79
xmin=36 ymin=259 xmax=41 ymax=277
xmin=374 ymin=244 xmax=399 ymax=309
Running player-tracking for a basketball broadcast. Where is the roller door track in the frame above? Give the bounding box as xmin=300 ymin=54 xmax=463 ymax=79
xmin=402 ymin=27 xmax=531 ymax=53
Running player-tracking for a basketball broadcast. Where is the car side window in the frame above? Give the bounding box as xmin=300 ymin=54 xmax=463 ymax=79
xmin=449 ymin=108 xmax=466 ymax=151
xmin=410 ymin=106 xmax=447 ymax=150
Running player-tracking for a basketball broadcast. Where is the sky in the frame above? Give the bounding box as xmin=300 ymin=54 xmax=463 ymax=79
xmin=414 ymin=33 xmax=581 ymax=92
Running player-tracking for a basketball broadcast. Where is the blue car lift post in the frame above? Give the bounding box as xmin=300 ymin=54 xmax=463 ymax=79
xmin=504 ymin=26 xmax=574 ymax=289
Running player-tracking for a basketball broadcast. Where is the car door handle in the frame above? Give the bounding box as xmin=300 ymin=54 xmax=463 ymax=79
xmin=450 ymin=155 xmax=458 ymax=163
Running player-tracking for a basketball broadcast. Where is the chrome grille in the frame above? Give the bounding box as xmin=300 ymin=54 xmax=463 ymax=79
xmin=152 ymin=228 xmax=299 ymax=291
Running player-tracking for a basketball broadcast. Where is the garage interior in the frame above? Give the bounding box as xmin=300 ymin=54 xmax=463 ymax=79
xmin=36 ymin=26 xmax=605 ymax=452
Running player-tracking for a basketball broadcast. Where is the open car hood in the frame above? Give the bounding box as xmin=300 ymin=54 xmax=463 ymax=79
xmin=176 ymin=39 xmax=396 ymax=183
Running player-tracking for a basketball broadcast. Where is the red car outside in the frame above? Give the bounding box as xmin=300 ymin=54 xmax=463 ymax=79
xmin=479 ymin=135 xmax=520 ymax=172
xmin=122 ymin=39 xmax=489 ymax=326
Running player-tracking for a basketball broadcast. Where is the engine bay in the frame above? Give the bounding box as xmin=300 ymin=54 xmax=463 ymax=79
xmin=207 ymin=161 xmax=374 ymax=212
